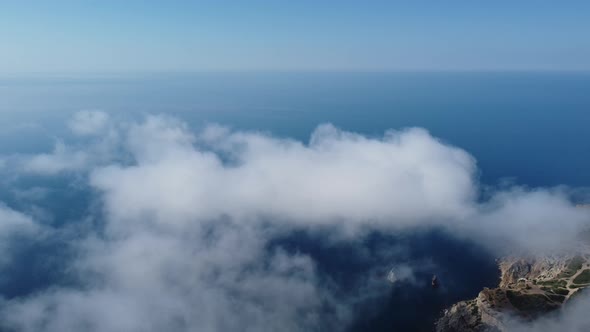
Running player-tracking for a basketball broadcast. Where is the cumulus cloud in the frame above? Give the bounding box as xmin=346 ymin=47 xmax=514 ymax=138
xmin=22 ymin=140 xmax=89 ymax=175
xmin=470 ymin=188 xmax=589 ymax=253
xmin=2 ymin=224 xmax=344 ymax=332
xmin=18 ymin=111 xmax=121 ymax=175
xmin=0 ymin=114 xmax=588 ymax=331
xmin=92 ymin=117 xmax=477 ymax=230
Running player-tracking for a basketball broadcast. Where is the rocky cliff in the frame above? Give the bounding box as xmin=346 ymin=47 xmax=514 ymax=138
xmin=436 ymin=252 xmax=590 ymax=332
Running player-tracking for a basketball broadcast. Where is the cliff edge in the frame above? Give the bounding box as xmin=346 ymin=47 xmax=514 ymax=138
xmin=436 ymin=252 xmax=590 ymax=332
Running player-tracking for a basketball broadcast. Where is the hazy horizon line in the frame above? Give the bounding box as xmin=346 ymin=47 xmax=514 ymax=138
xmin=2 ymin=68 xmax=590 ymax=78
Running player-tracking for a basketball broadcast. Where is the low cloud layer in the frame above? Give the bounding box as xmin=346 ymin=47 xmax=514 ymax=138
xmin=93 ymin=116 xmax=477 ymax=230
xmin=0 ymin=112 xmax=588 ymax=331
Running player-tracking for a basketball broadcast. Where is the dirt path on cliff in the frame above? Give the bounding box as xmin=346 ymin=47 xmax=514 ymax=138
xmin=564 ymin=262 xmax=590 ymax=298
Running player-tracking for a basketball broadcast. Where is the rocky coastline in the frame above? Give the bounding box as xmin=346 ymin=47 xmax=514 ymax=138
xmin=436 ymin=252 xmax=590 ymax=331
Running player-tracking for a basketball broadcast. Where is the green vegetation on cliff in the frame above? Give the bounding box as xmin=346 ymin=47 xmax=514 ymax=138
xmin=558 ymin=256 xmax=585 ymax=278
xmin=573 ymin=269 xmax=590 ymax=284
xmin=506 ymin=290 xmax=559 ymax=315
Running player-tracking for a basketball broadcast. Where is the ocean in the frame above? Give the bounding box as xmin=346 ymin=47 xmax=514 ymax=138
xmin=2 ymin=72 xmax=590 ymax=187
xmin=0 ymin=72 xmax=589 ymax=331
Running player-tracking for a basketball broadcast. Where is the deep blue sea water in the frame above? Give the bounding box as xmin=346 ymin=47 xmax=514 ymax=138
xmin=0 ymin=72 xmax=589 ymax=331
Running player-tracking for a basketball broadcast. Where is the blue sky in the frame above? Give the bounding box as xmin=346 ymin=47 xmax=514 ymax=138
xmin=2 ymin=1 xmax=590 ymax=72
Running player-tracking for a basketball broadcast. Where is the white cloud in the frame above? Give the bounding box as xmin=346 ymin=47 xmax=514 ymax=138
xmin=17 ymin=111 xmax=121 ymax=175
xmin=472 ymin=188 xmax=589 ymax=253
xmin=0 ymin=115 xmax=588 ymax=332
xmin=22 ymin=140 xmax=89 ymax=175
xmin=92 ymin=117 xmax=477 ymax=231
xmin=1 ymin=221 xmax=346 ymax=332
